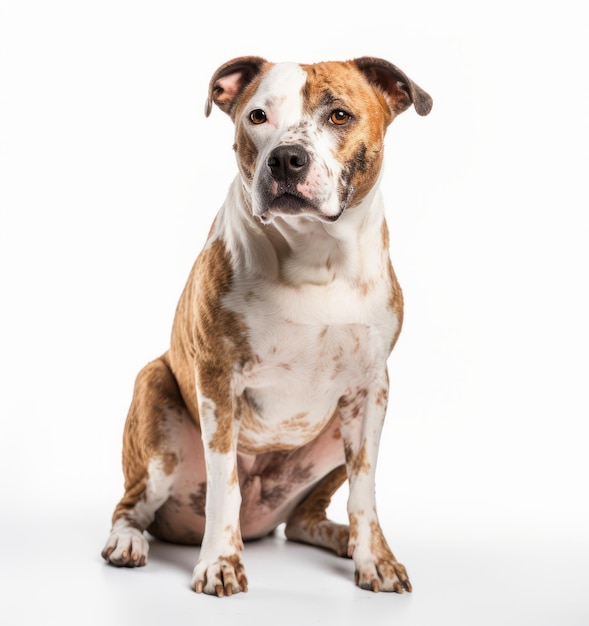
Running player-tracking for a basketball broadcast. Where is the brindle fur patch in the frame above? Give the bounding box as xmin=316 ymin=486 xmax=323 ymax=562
xmin=284 ymin=466 xmax=349 ymax=556
xmin=113 ymin=357 xmax=182 ymax=523
xmin=169 ymin=238 xmax=253 ymax=454
xmin=301 ymin=61 xmax=391 ymax=208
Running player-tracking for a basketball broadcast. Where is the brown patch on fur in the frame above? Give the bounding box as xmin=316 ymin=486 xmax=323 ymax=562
xmin=237 ymin=437 xmax=298 ymax=456
xmin=168 ymin=238 xmax=253 ymax=454
xmin=284 ymin=466 xmax=349 ymax=556
xmin=382 ymin=218 xmax=404 ymax=349
xmin=234 ymin=118 xmax=259 ymax=188
xmin=375 ymin=386 xmax=388 ymax=407
xmin=348 ymin=511 xmax=361 ymax=550
xmin=112 ymin=356 xmax=182 ymax=524
xmin=235 ymin=391 xmax=256 ymax=423
xmin=226 ymin=525 xmax=244 ymax=551
xmin=343 ymin=439 xmax=370 ymax=476
xmin=358 ymin=280 xmax=374 ymax=296
xmin=281 ymin=412 xmax=309 ymax=430
xmin=301 ymin=61 xmax=391 ymax=208
xmin=343 ymin=440 xmax=353 ymax=465
xmin=223 ymin=553 xmax=249 ymax=594
xmin=337 ymin=388 xmax=368 ymax=423
xmin=387 ymin=260 xmax=404 ymax=350
xmin=350 ymin=441 xmax=371 ymax=475
xmin=369 ymin=520 xmax=394 ymax=559
xmin=238 ymin=410 xmax=328 ymax=455
xmin=381 ymin=219 xmax=390 ymax=249
xmin=160 ymin=451 xmax=178 ymax=475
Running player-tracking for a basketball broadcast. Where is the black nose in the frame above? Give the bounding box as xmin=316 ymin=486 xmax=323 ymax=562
xmin=267 ymin=145 xmax=310 ymax=183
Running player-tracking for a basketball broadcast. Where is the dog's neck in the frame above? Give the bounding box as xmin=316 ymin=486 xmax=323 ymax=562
xmin=215 ymin=176 xmax=389 ymax=287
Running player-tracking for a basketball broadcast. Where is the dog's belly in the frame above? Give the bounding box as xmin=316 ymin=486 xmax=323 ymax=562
xmin=147 ymin=409 xmax=344 ymax=544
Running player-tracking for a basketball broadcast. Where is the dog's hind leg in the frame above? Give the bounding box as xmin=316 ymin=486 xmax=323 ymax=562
xmin=102 ymin=354 xmax=183 ymax=567
xmin=284 ymin=465 xmax=350 ymax=557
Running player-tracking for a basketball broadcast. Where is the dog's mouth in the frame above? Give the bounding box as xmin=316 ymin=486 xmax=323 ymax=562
xmin=258 ymin=191 xmax=313 ymax=222
xmin=258 ymin=192 xmax=343 ymax=224
xmin=271 ymin=192 xmax=314 ymax=213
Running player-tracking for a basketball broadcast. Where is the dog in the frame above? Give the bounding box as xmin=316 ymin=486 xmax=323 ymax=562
xmin=102 ymin=56 xmax=432 ymax=597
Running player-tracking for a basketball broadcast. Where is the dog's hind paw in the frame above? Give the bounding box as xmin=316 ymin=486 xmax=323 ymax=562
xmin=191 ymin=554 xmax=248 ymax=597
xmin=101 ymin=521 xmax=149 ymax=568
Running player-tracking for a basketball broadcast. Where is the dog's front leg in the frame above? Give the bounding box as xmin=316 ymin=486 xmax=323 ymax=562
xmin=190 ymin=392 xmax=247 ymax=597
xmin=339 ymin=373 xmax=412 ymax=593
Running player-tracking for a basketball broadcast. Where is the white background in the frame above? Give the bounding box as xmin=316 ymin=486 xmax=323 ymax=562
xmin=1 ymin=1 xmax=588 ymax=624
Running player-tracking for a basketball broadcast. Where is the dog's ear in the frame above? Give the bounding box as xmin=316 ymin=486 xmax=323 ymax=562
xmin=353 ymin=57 xmax=433 ymax=117
xmin=205 ymin=56 xmax=268 ymax=118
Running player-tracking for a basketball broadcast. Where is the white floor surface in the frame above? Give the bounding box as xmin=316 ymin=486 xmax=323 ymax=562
xmin=2 ymin=503 xmax=587 ymax=626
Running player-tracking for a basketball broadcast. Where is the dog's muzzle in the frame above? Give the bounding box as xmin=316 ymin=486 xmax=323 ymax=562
xmin=255 ymin=143 xmax=330 ymax=223
xmin=266 ymin=144 xmax=313 ymax=214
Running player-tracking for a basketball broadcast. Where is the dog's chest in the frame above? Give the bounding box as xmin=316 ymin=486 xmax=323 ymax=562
xmin=227 ymin=280 xmax=397 ymax=453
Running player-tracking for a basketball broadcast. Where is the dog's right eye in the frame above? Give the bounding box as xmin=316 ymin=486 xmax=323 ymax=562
xmin=249 ymin=109 xmax=267 ymax=125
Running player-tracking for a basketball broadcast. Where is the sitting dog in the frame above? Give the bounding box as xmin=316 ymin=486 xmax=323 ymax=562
xmin=102 ymin=55 xmax=432 ymax=597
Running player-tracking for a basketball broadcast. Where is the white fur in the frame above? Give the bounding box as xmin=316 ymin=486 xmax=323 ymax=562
xmin=101 ymin=458 xmax=175 ymax=565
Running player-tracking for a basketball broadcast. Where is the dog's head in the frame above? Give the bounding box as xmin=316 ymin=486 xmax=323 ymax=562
xmin=206 ymin=57 xmax=431 ymax=224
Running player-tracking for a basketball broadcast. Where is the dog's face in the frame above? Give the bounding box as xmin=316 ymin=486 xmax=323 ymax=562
xmin=233 ymin=61 xmax=389 ymax=224
xmin=206 ymin=57 xmax=432 ymax=224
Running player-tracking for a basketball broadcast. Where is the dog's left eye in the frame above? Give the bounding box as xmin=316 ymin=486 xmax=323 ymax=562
xmin=329 ymin=110 xmax=351 ymax=125
xmin=250 ymin=109 xmax=267 ymax=124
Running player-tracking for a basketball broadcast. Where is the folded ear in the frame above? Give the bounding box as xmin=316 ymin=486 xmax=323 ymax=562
xmin=205 ymin=56 xmax=269 ymax=118
xmin=353 ymin=57 xmax=433 ymax=117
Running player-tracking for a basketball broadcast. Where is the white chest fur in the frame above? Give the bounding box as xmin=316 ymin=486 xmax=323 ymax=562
xmin=227 ymin=270 xmax=398 ymax=452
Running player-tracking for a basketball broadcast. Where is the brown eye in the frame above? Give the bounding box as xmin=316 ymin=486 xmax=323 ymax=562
xmin=330 ymin=110 xmax=351 ymax=125
xmin=250 ymin=109 xmax=267 ymax=124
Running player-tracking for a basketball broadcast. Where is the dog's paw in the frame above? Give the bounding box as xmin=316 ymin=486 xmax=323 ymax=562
xmin=191 ymin=554 xmax=248 ymax=597
xmin=353 ymin=556 xmax=412 ymax=593
xmin=101 ymin=522 xmax=149 ymax=568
